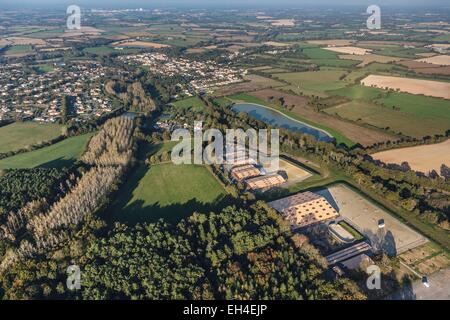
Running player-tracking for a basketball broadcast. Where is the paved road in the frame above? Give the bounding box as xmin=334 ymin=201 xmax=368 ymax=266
xmin=387 ymin=268 xmax=450 ymax=300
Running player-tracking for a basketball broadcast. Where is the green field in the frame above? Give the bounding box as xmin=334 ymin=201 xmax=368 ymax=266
xmin=83 ymin=46 xmax=117 ymax=55
xmin=26 ymin=28 xmax=65 ymax=39
xmin=172 ymin=96 xmax=206 ymax=111
xmin=301 ymin=47 xmax=359 ymax=68
xmin=343 ymin=62 xmax=400 ymax=84
xmin=325 ymin=100 xmax=450 ymax=137
xmin=312 ymin=58 xmax=359 ymax=68
xmin=109 ymin=163 xmax=227 ymax=224
xmin=357 ymin=44 xmax=430 ymax=59
xmin=378 ymin=92 xmax=450 ymax=121
xmin=303 ymin=47 xmax=338 ymax=59
xmin=273 ymin=69 xmax=347 ymax=97
xmin=3 ymin=45 xmax=33 ymax=55
xmin=0 ymin=122 xmax=63 ymax=154
xmin=0 ymin=133 xmax=93 ymax=169
xmin=260 ymin=67 xmax=289 ymax=74
xmin=343 ymin=69 xmax=368 ymax=84
xmin=83 ymin=46 xmax=140 ymax=56
xmin=327 ymin=85 xmax=386 ymax=101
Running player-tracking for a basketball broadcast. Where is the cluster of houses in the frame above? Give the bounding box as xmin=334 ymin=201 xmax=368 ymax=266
xmin=0 ymin=61 xmax=119 ymax=123
xmin=118 ymin=52 xmax=247 ymax=94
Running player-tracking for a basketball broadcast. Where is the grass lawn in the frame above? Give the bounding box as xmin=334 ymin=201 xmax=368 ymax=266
xmin=273 ymin=69 xmax=347 ymax=97
xmin=228 ymin=92 xmax=355 ymax=147
xmin=109 ymin=163 xmax=228 ymax=224
xmin=0 ymin=133 xmax=93 ymax=169
xmin=0 ymin=122 xmax=63 ymax=154
xmin=172 ymin=96 xmax=206 ymax=112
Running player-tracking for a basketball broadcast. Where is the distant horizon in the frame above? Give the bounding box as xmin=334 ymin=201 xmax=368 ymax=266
xmin=1 ymin=0 xmax=450 ymax=10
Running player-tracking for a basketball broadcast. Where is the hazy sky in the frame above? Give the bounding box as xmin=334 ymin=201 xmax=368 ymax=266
xmin=2 ymin=0 xmax=450 ymax=9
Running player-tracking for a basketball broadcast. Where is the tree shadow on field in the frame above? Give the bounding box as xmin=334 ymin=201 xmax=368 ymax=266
xmin=109 ymin=195 xmax=235 ymax=225
xmin=38 ymin=157 xmax=76 ymax=169
xmin=105 ymin=162 xmax=236 ymax=225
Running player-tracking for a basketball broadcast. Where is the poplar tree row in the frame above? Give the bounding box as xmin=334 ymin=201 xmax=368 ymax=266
xmin=0 ymin=116 xmax=136 ymax=275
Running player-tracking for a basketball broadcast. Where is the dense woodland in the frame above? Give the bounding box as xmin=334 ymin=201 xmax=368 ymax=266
xmin=0 ymin=201 xmax=365 ymax=300
xmin=81 ymin=203 xmax=365 ymax=300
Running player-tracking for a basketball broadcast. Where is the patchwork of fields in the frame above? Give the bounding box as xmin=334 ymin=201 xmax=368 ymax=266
xmin=207 ymin=39 xmax=450 ymax=141
xmin=324 ymin=98 xmax=450 ymax=137
xmin=238 ymin=89 xmax=396 ymax=146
